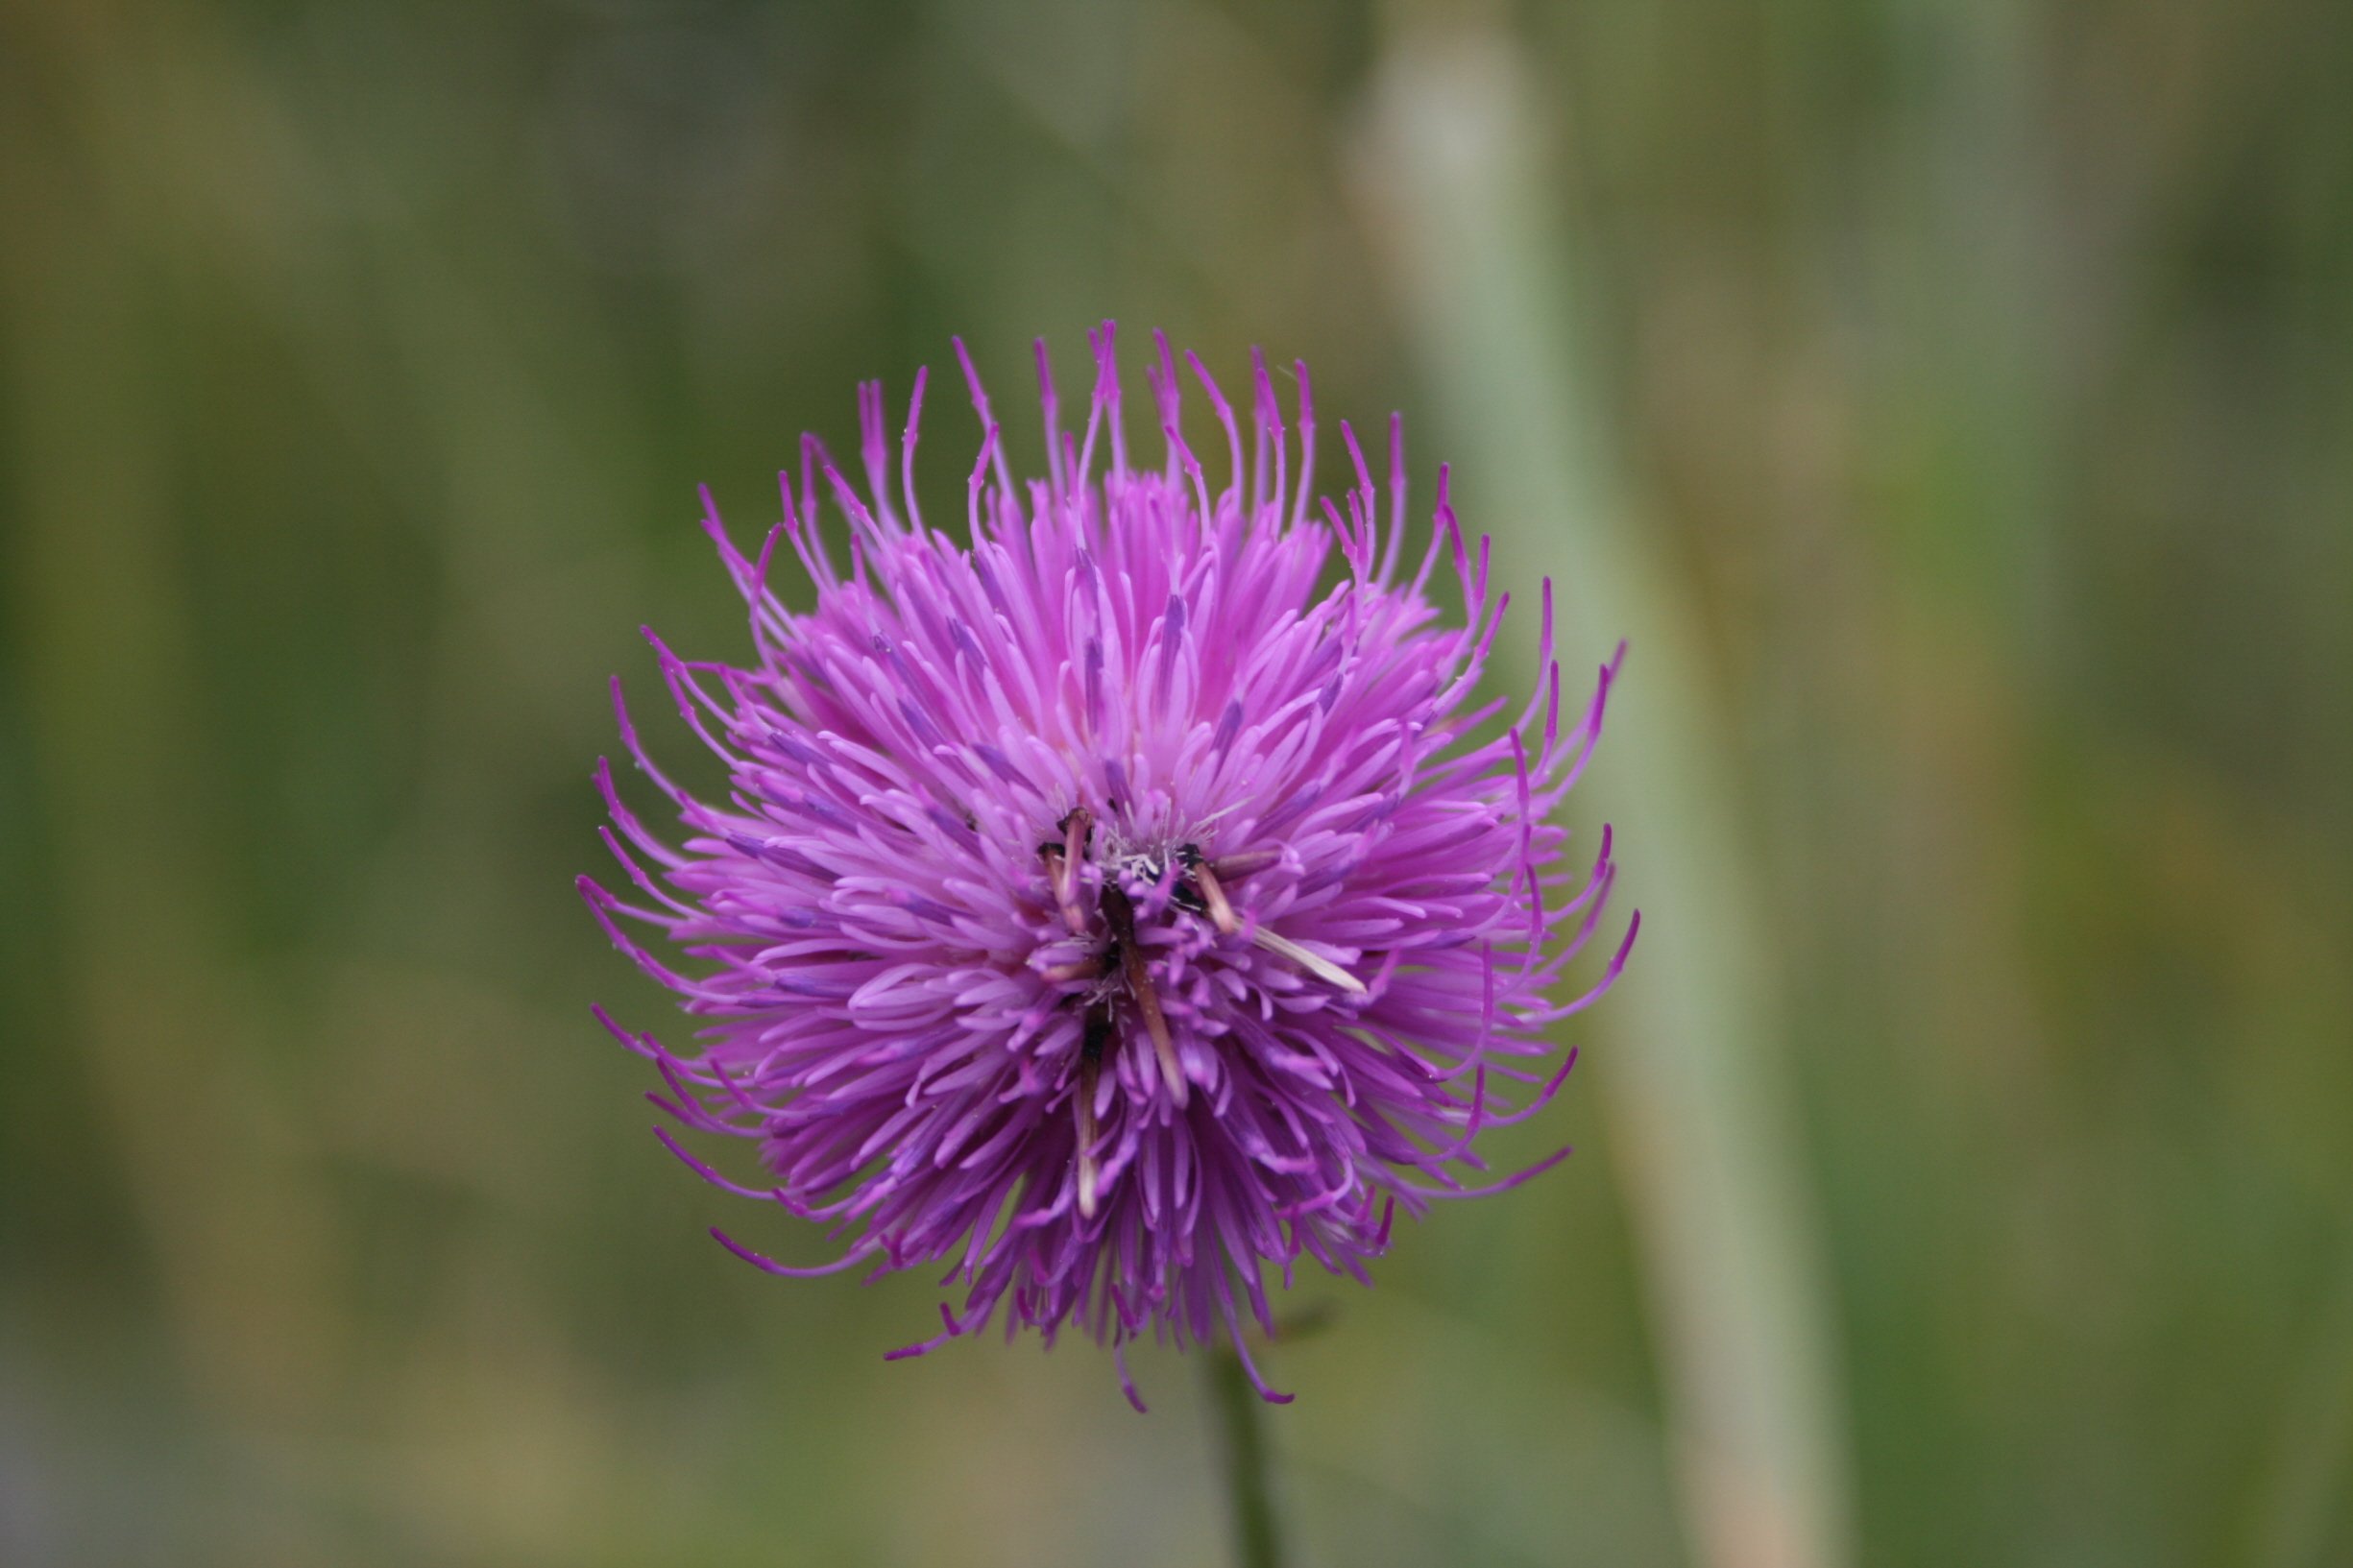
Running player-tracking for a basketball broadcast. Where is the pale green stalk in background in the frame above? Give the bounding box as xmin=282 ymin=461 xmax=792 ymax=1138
xmin=1359 ymin=29 xmax=1855 ymax=1568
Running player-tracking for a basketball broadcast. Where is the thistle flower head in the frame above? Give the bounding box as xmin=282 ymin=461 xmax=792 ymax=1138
xmin=584 ymin=326 xmax=1636 ymax=1406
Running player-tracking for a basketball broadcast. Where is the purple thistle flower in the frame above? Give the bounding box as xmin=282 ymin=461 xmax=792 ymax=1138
xmin=583 ymin=325 xmax=1637 ymax=1407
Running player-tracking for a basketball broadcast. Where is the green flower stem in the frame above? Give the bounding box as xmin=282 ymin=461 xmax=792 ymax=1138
xmin=1204 ymin=1351 xmax=1284 ymax=1568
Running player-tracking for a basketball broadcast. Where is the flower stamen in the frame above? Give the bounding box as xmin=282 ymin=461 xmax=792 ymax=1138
xmin=1055 ymin=807 xmax=1094 ymax=934
xmin=1249 ymin=927 xmax=1369 ymax=995
xmin=1101 ymin=883 xmax=1187 ymax=1108
xmin=1177 ymin=843 xmax=1239 ymax=935
xmin=1076 ymin=1004 xmax=1110 ymax=1219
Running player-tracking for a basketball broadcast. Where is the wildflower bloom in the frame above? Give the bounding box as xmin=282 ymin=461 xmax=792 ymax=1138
xmin=584 ymin=326 xmax=1635 ymax=1407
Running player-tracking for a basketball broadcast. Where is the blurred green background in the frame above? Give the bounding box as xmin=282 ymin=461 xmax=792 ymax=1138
xmin=3 ymin=1 xmax=2348 ymax=1564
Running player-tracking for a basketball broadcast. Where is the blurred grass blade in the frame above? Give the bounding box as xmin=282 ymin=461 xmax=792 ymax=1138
xmin=1357 ymin=31 xmax=1853 ymax=1568
xmin=0 ymin=9 xmax=336 ymax=1442
xmin=2248 ymin=1237 xmax=2353 ymax=1568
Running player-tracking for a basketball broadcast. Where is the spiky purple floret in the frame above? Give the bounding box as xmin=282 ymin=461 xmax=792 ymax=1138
xmin=584 ymin=325 xmax=1636 ymax=1406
